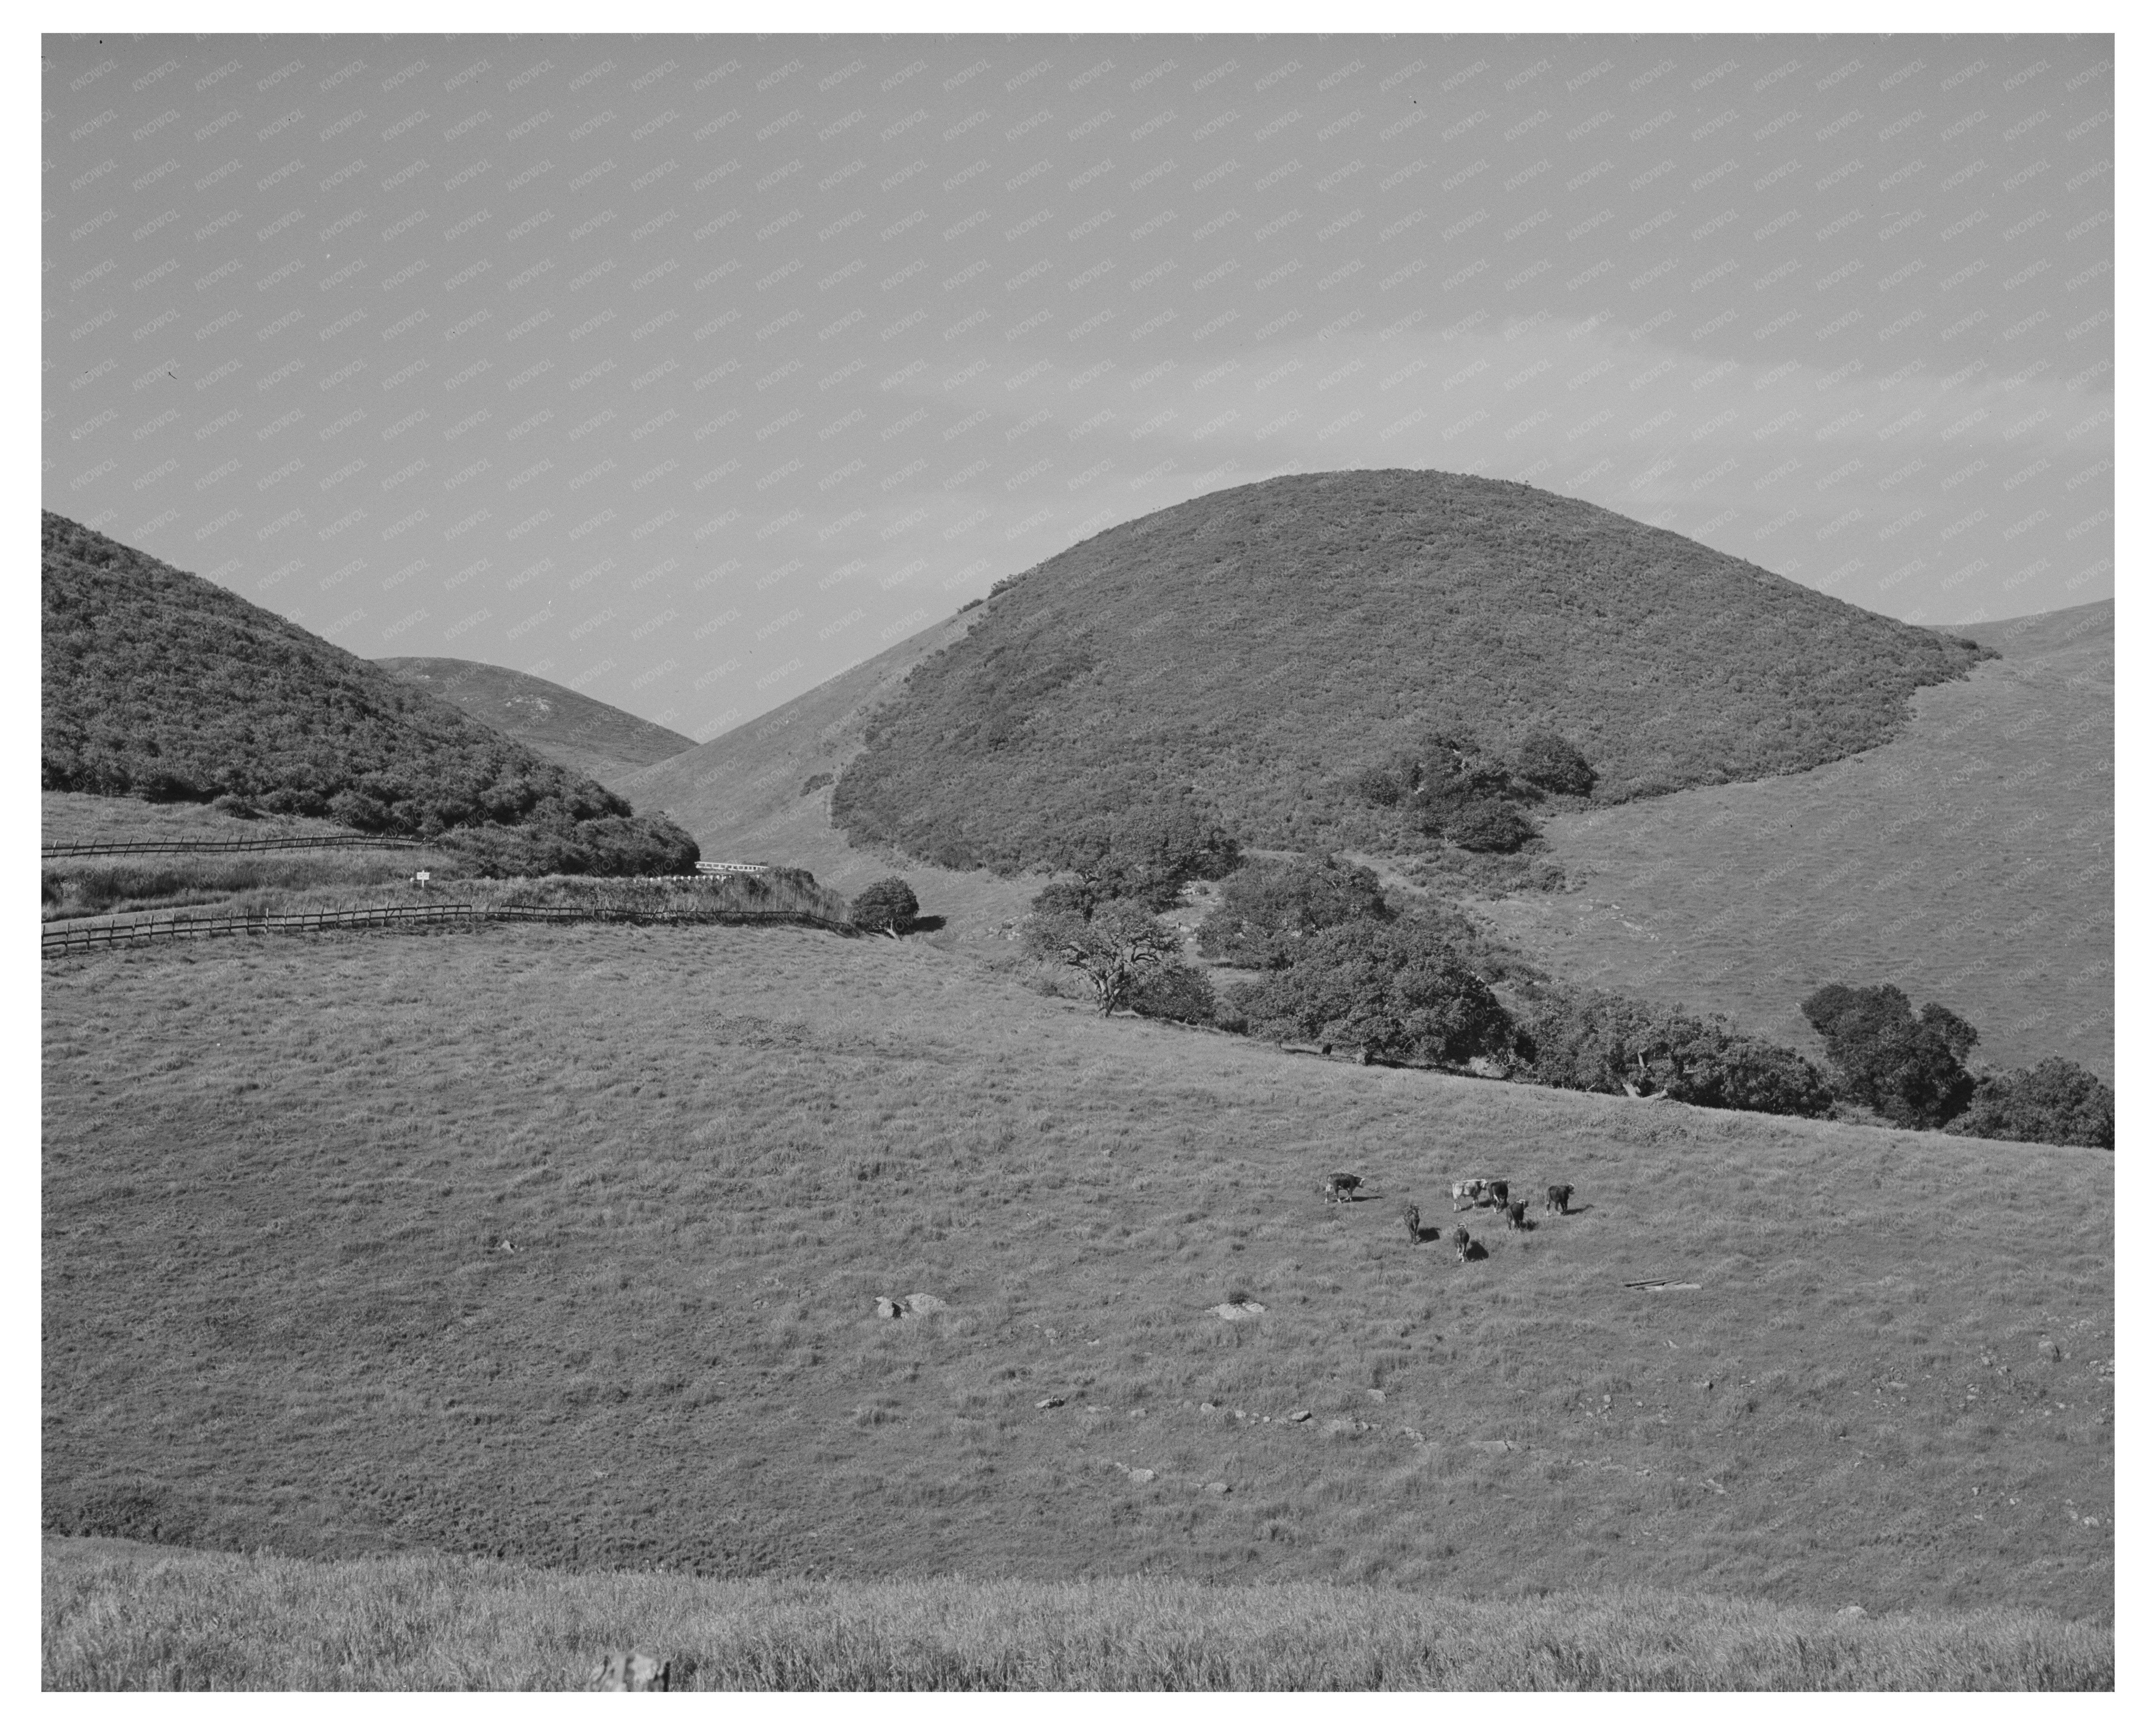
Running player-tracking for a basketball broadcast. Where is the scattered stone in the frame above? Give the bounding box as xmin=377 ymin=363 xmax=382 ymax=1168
xmin=906 ymin=1293 xmax=948 ymax=1314
xmin=1035 ymin=1396 xmax=1065 ymax=1410
xmin=1367 ymin=1388 xmax=1386 ymax=1402
xmin=874 ymin=1297 xmax=901 ymax=1319
xmin=589 ymin=1651 xmax=673 ymax=1692
xmin=1199 ymin=1402 xmax=1218 ymax=1413
xmin=1648 ymin=1282 xmax=1702 ymax=1292
xmin=1838 ymin=1605 xmax=1867 ymax=1619
xmin=1400 ymin=1427 xmax=1426 ymax=1443
xmin=1207 ymin=1481 xmax=1230 ymax=1494
xmin=1287 ymin=1409 xmax=1312 ymax=1423
xmin=1210 ymin=1301 xmax=1266 ymax=1320
xmin=1128 ymin=1468 xmax=1156 ymax=1484
xmin=1324 ymin=1417 xmax=1358 ymax=1435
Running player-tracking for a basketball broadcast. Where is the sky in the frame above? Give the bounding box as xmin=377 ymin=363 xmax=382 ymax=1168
xmin=44 ymin=30 xmax=2114 ymax=742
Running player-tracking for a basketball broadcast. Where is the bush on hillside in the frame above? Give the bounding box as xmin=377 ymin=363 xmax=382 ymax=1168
xmin=1224 ymin=917 xmax=1514 ymax=1067
xmin=1196 ymin=853 xmax=1391 ymax=968
xmin=1126 ymin=960 xmax=1218 ymax=1026
xmin=1801 ymin=983 xmax=1979 ymax=1129
xmin=1524 ymin=989 xmax=1835 ymax=1118
xmin=1023 ymin=896 xmax=1185 ymax=1015
xmin=41 ymin=513 xmax=695 ymax=877
xmin=1439 ymin=799 xmax=1540 ymax=853
xmin=1945 ymin=1058 xmax=2115 ymax=1150
xmin=1053 ymin=797 xmax=1242 ymax=911
xmin=850 ymin=878 xmax=921 ymax=937
xmin=1515 ymin=733 xmax=1598 ymax=796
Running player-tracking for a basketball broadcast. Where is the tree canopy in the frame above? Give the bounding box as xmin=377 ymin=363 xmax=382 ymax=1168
xmin=1196 ymin=852 xmax=1391 ymax=969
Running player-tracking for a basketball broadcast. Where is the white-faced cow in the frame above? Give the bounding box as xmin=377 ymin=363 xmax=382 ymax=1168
xmin=1451 ymin=1179 xmax=1491 ymax=1211
xmin=1322 ymin=1172 xmax=1363 ymax=1203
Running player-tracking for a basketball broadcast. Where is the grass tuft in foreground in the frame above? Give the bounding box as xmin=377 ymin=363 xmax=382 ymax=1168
xmin=43 ymin=1540 xmax=2109 ymax=1691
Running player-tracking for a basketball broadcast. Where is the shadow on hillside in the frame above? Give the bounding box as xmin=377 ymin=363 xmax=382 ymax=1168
xmin=905 ymin=915 xmax=948 ymax=935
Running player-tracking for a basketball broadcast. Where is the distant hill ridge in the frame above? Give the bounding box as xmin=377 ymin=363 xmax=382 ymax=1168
xmin=376 ymin=657 xmax=695 ymax=791
xmin=40 ymin=513 xmax=696 ymax=876
xmin=832 ymin=469 xmax=1994 ymax=873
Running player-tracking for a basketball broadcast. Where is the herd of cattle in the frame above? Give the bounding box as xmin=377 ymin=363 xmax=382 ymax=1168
xmin=1321 ymin=1173 xmax=1574 ymax=1261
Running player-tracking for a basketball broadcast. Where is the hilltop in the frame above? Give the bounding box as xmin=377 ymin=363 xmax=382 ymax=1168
xmin=376 ymin=657 xmax=695 ymax=792
xmin=40 ymin=514 xmax=695 ymax=876
xmin=831 ymin=471 xmax=1992 ymax=874
xmin=1473 ymin=599 xmax=2112 ymax=1080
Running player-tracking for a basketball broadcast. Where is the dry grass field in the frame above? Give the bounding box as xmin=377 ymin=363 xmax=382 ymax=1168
xmin=43 ymin=922 xmax=2113 ymax=1631
xmin=1471 ymin=602 xmax=2111 ymax=1080
xmin=42 ymin=790 xmax=354 ymax=848
xmin=44 ymin=1538 xmax=2109 ymax=1690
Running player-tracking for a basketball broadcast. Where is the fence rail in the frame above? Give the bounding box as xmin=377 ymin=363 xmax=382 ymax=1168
xmin=42 ymin=901 xmax=855 ymax=956
xmin=42 ymin=835 xmax=434 ymax=859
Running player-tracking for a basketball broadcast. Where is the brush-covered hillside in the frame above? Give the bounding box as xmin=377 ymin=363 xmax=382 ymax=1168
xmin=40 ymin=514 xmax=696 ymax=876
xmin=376 ymin=658 xmax=694 ymax=791
xmin=833 ymin=471 xmax=1992 ymax=873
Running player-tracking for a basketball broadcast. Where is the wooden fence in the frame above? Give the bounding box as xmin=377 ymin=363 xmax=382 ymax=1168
xmin=42 ymin=835 xmax=433 ymax=859
xmin=42 ymin=901 xmax=857 ymax=957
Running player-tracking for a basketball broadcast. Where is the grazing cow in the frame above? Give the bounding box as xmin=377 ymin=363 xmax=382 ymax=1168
xmin=590 ymin=1651 xmax=673 ymax=1692
xmin=1545 ymin=1183 xmax=1573 ymax=1215
xmin=1451 ymin=1178 xmax=1490 ymax=1211
xmin=1507 ymin=1199 xmax=1527 ymax=1230
xmin=1322 ymin=1172 xmax=1362 ymax=1203
xmin=1451 ymin=1225 xmax=1471 ymax=1259
xmin=1488 ymin=1180 xmax=1510 ymax=1210
xmin=1400 ymin=1202 xmax=1421 ymax=1242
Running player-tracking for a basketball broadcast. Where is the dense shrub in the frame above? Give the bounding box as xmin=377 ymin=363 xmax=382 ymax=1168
xmin=1439 ymin=799 xmax=1539 ymax=853
xmin=832 ymin=469 xmax=1992 ymax=871
xmin=1524 ymin=989 xmax=1834 ymax=1118
xmin=1515 ymin=733 xmax=1598 ymax=796
xmin=1223 ymin=917 xmax=1514 ymax=1067
xmin=1126 ymin=960 xmax=1217 ymax=1025
xmin=1946 ymin=1058 xmax=2115 ymax=1149
xmin=849 ymin=878 xmax=921 ymax=936
xmin=1023 ymin=897 xmax=1185 ymax=1016
xmin=1054 ymin=797 xmax=1242 ymax=911
xmin=1801 ymin=983 xmax=1979 ymax=1129
xmin=1196 ymin=853 xmax=1391 ymax=968
xmin=41 ymin=513 xmax=696 ymax=877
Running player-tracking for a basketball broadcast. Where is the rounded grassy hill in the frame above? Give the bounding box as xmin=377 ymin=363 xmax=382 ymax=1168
xmin=832 ymin=471 xmax=1992 ymax=872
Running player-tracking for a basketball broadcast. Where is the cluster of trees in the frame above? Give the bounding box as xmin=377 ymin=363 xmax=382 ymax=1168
xmin=41 ymin=514 xmax=697 ymax=877
xmin=1800 ymin=984 xmax=2112 ymax=1148
xmin=1350 ymin=730 xmax=1594 ymax=853
xmin=1017 ymin=847 xmax=2111 ymax=1150
xmin=1522 ymin=990 xmax=1835 ymax=1117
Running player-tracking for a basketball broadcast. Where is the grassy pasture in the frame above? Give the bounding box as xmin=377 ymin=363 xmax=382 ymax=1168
xmin=41 ymin=789 xmax=355 ymax=848
xmin=1470 ymin=603 xmax=2112 ymax=1080
xmin=44 ymin=1539 xmax=2109 ymax=1690
xmin=42 ymin=923 xmax=2112 ymax=1625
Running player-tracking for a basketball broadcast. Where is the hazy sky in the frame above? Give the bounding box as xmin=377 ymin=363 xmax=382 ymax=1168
xmin=45 ymin=31 xmax=2113 ymax=740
